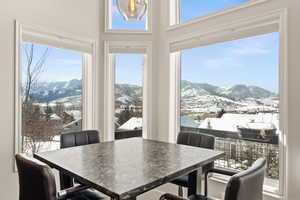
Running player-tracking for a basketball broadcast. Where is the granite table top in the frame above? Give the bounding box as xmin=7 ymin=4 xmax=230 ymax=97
xmin=34 ymin=138 xmax=224 ymax=200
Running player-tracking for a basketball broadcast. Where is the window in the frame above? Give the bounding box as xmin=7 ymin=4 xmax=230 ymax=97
xmin=169 ymin=0 xmax=269 ymax=26
xmin=104 ymin=41 xmax=152 ymax=141
xmin=106 ymin=0 xmax=151 ymax=31
xmin=15 ymin=22 xmax=96 ymax=157
xmin=181 ymin=0 xmax=248 ymax=22
xmin=114 ymin=54 xmax=144 ymax=139
xmin=20 ymin=42 xmax=84 ymax=154
xmin=179 ymin=33 xmax=280 ymax=189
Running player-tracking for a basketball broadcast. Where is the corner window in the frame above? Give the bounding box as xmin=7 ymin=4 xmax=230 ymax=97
xmin=114 ymin=54 xmax=144 ymax=139
xmin=104 ymin=41 xmax=152 ymax=141
xmin=179 ymin=32 xmax=280 ymax=190
xmin=15 ymin=23 xmax=96 ymax=157
xmin=20 ymin=42 xmax=84 ymax=154
xmin=169 ymin=0 xmax=268 ymax=27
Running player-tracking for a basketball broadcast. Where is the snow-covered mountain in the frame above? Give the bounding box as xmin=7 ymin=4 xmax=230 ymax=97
xmin=181 ymin=80 xmax=275 ymax=100
xmin=30 ymin=79 xmax=278 ymax=112
xmin=115 ymin=84 xmax=142 ymax=107
xmin=181 ymin=80 xmax=278 ymax=113
xmin=31 ymin=79 xmax=82 ymax=103
xmin=30 ymin=79 xmax=143 ymax=107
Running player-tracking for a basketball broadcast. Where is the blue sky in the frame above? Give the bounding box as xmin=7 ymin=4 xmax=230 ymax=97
xmin=181 ymin=32 xmax=279 ymax=93
xmin=22 ymin=33 xmax=279 ymax=92
xmin=21 ymin=42 xmax=82 ymax=82
xmin=21 ymin=43 xmax=144 ymax=86
xmin=21 ymin=1 xmax=279 ymax=93
xmin=115 ymin=54 xmax=144 ymax=86
xmin=181 ymin=0 xmax=249 ymax=22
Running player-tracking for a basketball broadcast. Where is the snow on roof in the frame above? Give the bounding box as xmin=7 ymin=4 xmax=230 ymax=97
xmin=199 ymin=118 xmax=238 ymax=132
xmin=66 ymin=110 xmax=81 ymax=120
xmin=50 ymin=113 xmax=61 ymax=120
xmin=238 ymin=122 xmax=276 ymax=130
xmin=119 ymin=117 xmax=142 ymax=130
xmin=63 ymin=119 xmax=82 ymax=128
xmin=199 ymin=113 xmax=279 ymax=133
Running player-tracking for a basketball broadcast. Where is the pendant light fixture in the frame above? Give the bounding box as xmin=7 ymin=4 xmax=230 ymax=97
xmin=116 ymin=0 xmax=147 ymax=21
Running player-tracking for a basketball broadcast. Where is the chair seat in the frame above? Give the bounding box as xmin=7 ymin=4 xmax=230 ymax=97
xmin=65 ymin=189 xmax=110 ymax=200
xmin=171 ymin=175 xmax=189 ymax=187
xmin=189 ymin=195 xmax=215 ymax=200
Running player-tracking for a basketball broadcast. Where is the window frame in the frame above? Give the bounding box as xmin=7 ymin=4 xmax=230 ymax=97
xmin=168 ymin=0 xmax=271 ymax=30
xmin=104 ymin=40 xmax=153 ymax=141
xmin=168 ymin=9 xmax=288 ymax=197
xmin=14 ymin=21 xmax=99 ymax=157
xmin=105 ymin=0 xmax=152 ymax=33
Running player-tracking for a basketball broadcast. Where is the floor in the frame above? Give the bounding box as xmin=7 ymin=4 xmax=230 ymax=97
xmin=138 ymin=182 xmax=223 ymax=200
xmin=54 ymin=170 xmax=222 ymax=200
xmin=138 ymin=183 xmax=188 ymax=200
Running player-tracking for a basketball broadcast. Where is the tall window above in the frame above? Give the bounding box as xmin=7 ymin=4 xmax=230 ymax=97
xmin=180 ymin=33 xmax=280 ymax=190
xmin=21 ymin=42 xmax=83 ymax=154
xmin=107 ymin=0 xmax=150 ymax=31
xmin=115 ymin=54 xmax=144 ymax=139
xmin=170 ymin=0 xmax=254 ymax=26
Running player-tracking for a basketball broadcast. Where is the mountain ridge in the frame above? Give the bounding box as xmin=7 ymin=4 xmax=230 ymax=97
xmin=30 ymin=79 xmax=277 ymax=107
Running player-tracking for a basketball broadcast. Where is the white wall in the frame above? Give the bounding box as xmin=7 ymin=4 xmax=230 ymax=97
xmin=0 ymin=0 xmax=101 ymax=199
xmin=1 ymin=0 xmax=300 ymax=199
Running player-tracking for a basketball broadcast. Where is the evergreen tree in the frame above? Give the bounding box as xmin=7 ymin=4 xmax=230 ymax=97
xmin=217 ymin=109 xmax=226 ymax=118
xmin=118 ymin=107 xmax=132 ymax=125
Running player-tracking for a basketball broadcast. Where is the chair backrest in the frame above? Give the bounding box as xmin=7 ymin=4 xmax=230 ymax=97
xmin=224 ymin=158 xmax=266 ymax=200
xmin=60 ymin=130 xmax=100 ymax=149
xmin=16 ymin=154 xmax=57 ymax=200
xmin=60 ymin=130 xmax=100 ymax=189
xmin=177 ymin=131 xmax=215 ymax=174
xmin=177 ymin=131 xmax=215 ymax=149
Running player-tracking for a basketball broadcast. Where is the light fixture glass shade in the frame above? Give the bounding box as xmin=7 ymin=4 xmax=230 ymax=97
xmin=116 ymin=0 xmax=147 ymax=21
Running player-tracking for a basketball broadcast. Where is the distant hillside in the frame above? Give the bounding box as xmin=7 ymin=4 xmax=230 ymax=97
xmin=30 ymin=79 xmax=277 ymax=112
xmin=31 ymin=79 xmax=82 ymax=103
xmin=181 ymin=80 xmax=276 ymax=100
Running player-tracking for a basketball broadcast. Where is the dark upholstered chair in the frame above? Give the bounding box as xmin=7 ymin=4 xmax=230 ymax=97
xmin=161 ymin=158 xmax=267 ymax=200
xmin=60 ymin=130 xmax=100 ymax=149
xmin=171 ymin=132 xmax=215 ymax=196
xmin=15 ymin=154 xmax=108 ymax=200
xmin=60 ymin=130 xmax=100 ymax=189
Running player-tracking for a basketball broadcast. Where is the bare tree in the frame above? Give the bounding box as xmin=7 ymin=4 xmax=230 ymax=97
xmin=22 ymin=43 xmax=49 ymax=103
xmin=21 ymin=43 xmax=53 ymax=154
xmin=23 ymin=119 xmax=63 ymax=154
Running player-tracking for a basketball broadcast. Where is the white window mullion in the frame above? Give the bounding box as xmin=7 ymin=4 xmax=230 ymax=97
xmin=169 ymin=52 xmax=181 ymax=143
xmin=104 ymin=49 xmax=116 ymax=141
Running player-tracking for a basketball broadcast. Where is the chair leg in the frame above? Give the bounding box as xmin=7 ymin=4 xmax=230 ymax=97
xmin=178 ymin=186 xmax=183 ymax=197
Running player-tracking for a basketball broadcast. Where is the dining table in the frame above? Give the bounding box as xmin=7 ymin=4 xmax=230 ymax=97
xmin=34 ymin=137 xmax=224 ymax=200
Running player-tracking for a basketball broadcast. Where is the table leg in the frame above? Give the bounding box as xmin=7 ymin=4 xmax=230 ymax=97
xmin=196 ymin=167 xmax=202 ymax=195
xmin=188 ymin=167 xmax=202 ymax=196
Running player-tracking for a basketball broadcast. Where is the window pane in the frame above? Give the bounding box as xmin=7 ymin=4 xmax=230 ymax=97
xmin=115 ymin=54 xmax=144 ymax=139
xmin=180 ymin=33 xmax=280 ymax=189
xmin=181 ymin=0 xmax=249 ymax=22
xmin=112 ymin=0 xmax=147 ymax=30
xmin=21 ymin=42 xmax=83 ymax=154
